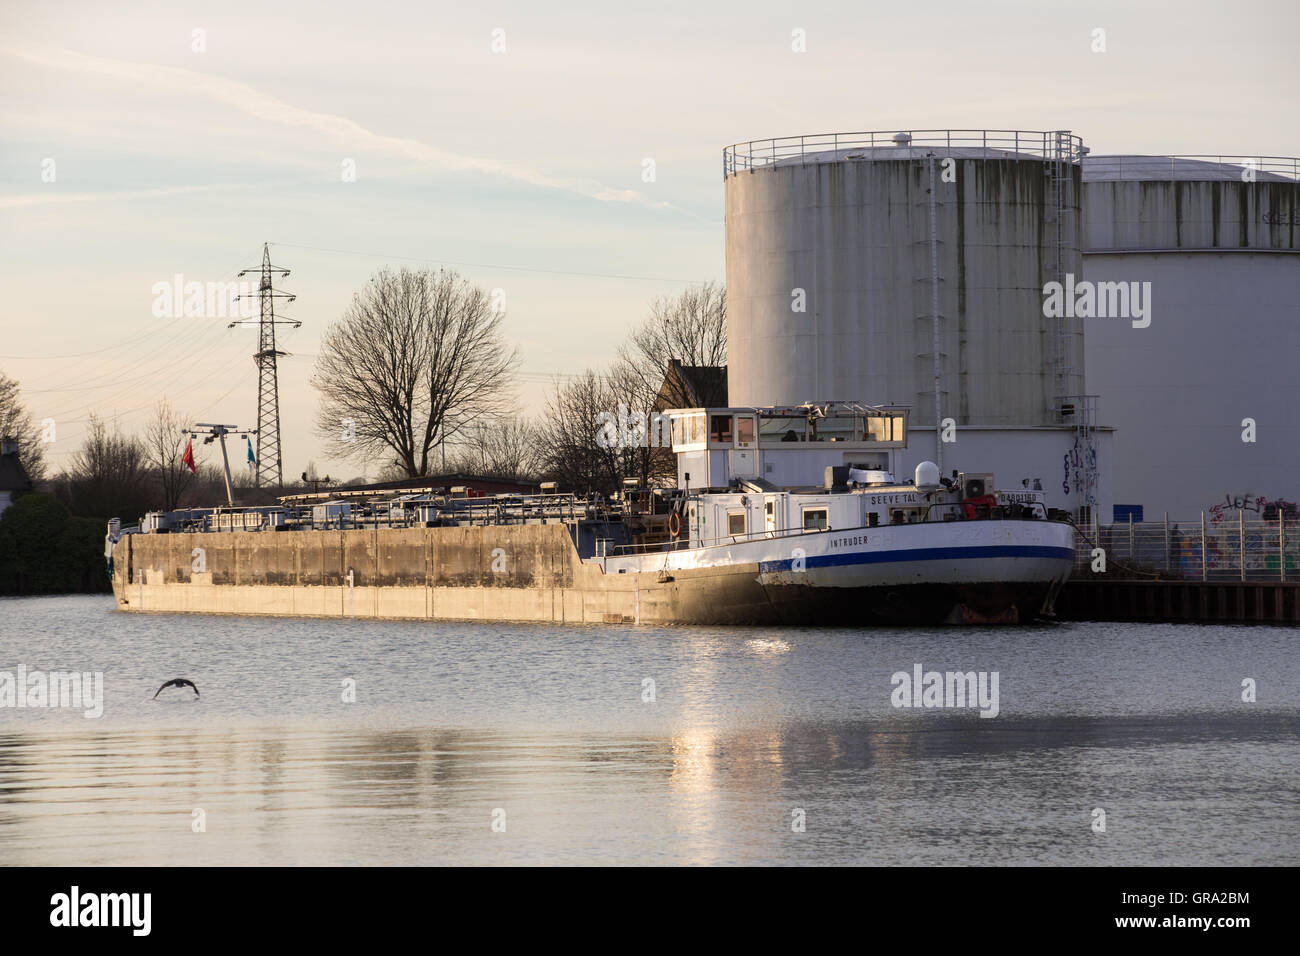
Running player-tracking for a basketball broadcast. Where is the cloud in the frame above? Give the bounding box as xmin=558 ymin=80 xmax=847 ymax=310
xmin=0 ymin=182 xmax=246 ymax=209
xmin=0 ymin=43 xmax=693 ymax=215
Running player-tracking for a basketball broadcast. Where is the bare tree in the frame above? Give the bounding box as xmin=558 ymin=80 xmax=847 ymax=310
xmin=602 ymin=362 xmax=675 ymax=487
xmin=64 ymin=415 xmax=150 ymax=520
xmin=313 ymin=268 xmax=519 ymax=478
xmin=373 ymin=461 xmax=413 ymax=483
xmin=0 ymin=372 xmax=47 ymax=482
xmin=584 ymin=283 xmax=726 ymax=487
xmin=535 ymin=371 xmax=643 ymax=496
xmin=447 ymin=417 xmax=540 ymax=479
xmin=614 ymin=282 xmax=727 ymax=412
xmin=143 ymin=399 xmax=193 ymax=510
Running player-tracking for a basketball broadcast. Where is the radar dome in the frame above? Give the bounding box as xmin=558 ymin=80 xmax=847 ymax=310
xmin=915 ymin=461 xmax=941 ymax=491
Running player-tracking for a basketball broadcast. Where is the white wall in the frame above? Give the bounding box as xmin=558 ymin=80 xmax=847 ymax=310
xmin=1083 ymin=251 xmax=1299 ymax=519
xmin=897 ymin=426 xmax=1113 ymax=520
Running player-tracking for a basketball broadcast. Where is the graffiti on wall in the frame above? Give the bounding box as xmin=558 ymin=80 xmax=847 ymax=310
xmin=1062 ymin=435 xmax=1098 ymax=507
xmin=1186 ymin=493 xmax=1300 ymax=573
xmin=1208 ymin=494 xmax=1298 ymax=527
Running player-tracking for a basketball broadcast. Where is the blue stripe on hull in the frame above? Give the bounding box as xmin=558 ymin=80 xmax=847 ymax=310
xmin=759 ymin=545 xmax=1075 ymax=573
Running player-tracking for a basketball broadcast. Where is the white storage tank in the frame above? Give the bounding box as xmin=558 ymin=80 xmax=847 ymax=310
xmin=724 ymin=130 xmax=1086 ymax=426
xmin=1081 ymin=154 xmax=1300 ymax=519
xmin=724 ymin=130 xmax=1111 ymax=521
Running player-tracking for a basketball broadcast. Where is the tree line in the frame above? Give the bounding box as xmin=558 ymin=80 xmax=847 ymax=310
xmin=0 ymin=268 xmax=726 ymax=593
xmin=314 ymin=269 xmax=726 ymax=495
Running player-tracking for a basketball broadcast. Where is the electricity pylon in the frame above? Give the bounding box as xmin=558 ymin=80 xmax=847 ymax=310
xmin=234 ymin=244 xmax=300 ymax=488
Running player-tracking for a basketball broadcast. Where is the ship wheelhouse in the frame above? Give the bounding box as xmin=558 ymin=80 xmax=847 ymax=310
xmin=666 ymin=402 xmax=910 ymax=493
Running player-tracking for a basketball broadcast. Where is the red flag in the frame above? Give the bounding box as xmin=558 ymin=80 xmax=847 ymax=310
xmin=182 ymin=437 xmax=196 ymax=475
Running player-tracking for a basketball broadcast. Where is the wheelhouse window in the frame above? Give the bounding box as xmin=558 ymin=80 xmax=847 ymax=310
xmin=815 ymin=417 xmax=853 ymax=442
xmin=735 ymin=416 xmax=755 ymax=447
xmin=802 ymin=507 xmax=828 ymax=531
xmin=760 ymin=416 xmax=804 ymax=442
xmin=710 ymin=415 xmax=733 ymax=443
xmin=862 ymin=415 xmax=904 ymax=442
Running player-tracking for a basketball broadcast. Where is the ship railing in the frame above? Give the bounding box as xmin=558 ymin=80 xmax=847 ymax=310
xmin=136 ymin=492 xmax=626 ymax=533
xmin=1072 ymin=512 xmax=1300 ymax=582
xmin=608 ymin=522 xmax=869 ymax=554
xmin=608 ymin=537 xmax=694 ymax=555
xmin=605 ymin=503 xmax=1052 ymax=555
xmin=723 ymin=129 xmax=1086 ymax=178
xmin=921 ymin=501 xmax=1049 ymax=522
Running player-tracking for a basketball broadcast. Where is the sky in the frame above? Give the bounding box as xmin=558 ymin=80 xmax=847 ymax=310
xmin=1 ymin=0 xmax=1296 ymax=481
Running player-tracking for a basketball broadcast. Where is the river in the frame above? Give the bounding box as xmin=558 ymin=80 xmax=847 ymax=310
xmin=1 ymin=595 xmax=1295 ymax=865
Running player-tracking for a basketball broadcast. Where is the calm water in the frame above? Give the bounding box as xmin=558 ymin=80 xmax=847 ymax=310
xmin=1 ymin=595 xmax=1296 ymax=865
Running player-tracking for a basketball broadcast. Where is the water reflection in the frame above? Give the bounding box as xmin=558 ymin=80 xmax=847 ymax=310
xmin=0 ymin=712 xmax=1292 ymax=865
xmin=1 ymin=597 xmax=1296 ymax=865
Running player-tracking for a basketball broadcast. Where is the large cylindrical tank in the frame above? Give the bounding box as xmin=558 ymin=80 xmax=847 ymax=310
xmin=724 ymin=130 xmax=1085 ymax=426
xmin=1081 ymin=154 xmax=1300 ymax=518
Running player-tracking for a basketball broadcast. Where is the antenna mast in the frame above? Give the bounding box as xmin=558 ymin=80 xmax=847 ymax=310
xmin=188 ymin=423 xmax=254 ymax=507
xmin=235 ymin=244 xmax=300 ymax=488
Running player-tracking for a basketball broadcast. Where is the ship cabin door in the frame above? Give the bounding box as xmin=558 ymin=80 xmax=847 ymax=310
xmin=764 ymin=496 xmax=780 ymax=536
xmin=728 ymin=414 xmax=758 ymax=479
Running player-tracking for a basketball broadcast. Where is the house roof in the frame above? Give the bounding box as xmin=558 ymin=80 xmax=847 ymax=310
xmin=0 ymin=441 xmax=33 ymax=494
xmin=658 ymin=359 xmax=728 ymax=410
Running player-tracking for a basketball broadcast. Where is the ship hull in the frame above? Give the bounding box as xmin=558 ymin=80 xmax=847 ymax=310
xmin=110 ymin=519 xmax=1074 ymax=626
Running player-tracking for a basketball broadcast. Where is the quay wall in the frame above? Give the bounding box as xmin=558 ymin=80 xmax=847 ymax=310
xmin=1056 ymin=579 xmax=1300 ymax=624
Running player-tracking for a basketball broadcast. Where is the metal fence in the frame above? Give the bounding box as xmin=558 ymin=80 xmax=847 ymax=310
xmin=1083 ymin=154 xmax=1300 ymax=182
xmin=1073 ymin=513 xmax=1300 ymax=582
xmin=722 ymin=129 xmax=1086 ymax=177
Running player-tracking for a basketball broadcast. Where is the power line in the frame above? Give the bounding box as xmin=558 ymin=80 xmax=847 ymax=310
xmin=53 ymin=341 xmax=262 ymax=443
xmin=26 ymin=319 xmax=232 ymax=398
xmin=35 ymin=323 xmax=240 ymax=420
xmin=1 ymin=247 xmax=264 ymax=363
xmin=271 ymin=241 xmax=711 ymax=284
xmin=0 ymin=317 xmax=185 ymax=361
xmin=53 ymin=325 xmax=272 ymax=426
xmin=29 ymin=252 xmax=269 ymax=417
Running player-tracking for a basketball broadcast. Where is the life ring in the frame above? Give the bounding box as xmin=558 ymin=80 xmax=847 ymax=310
xmin=668 ymin=511 xmax=682 ymax=538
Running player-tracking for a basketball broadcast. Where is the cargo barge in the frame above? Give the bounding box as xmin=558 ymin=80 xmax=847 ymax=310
xmin=108 ymin=403 xmax=1075 ymax=625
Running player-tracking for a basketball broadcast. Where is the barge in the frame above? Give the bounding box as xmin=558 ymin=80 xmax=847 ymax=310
xmin=108 ymin=402 xmax=1075 ymax=625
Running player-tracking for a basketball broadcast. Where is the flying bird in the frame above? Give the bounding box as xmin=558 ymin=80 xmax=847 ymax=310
xmin=153 ymin=678 xmax=199 ymax=699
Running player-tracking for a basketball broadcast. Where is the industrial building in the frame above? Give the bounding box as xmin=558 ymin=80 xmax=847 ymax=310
xmin=722 ymin=129 xmax=1298 ymax=524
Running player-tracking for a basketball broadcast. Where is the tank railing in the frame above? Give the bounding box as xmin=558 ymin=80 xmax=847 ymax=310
xmin=1083 ymin=155 xmax=1300 ymax=182
xmin=1071 ymin=513 xmax=1300 ymax=582
xmin=723 ymin=129 xmax=1085 ymax=177
xmin=1086 ymin=154 xmax=1300 ymax=182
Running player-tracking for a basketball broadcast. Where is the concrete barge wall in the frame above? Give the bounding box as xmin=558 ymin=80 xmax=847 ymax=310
xmin=110 ymin=524 xmax=769 ymax=625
